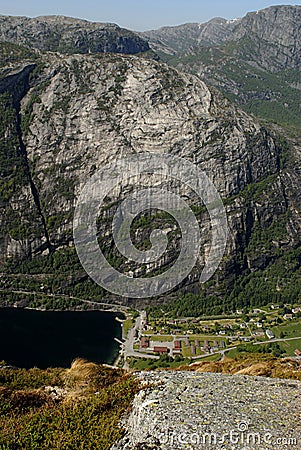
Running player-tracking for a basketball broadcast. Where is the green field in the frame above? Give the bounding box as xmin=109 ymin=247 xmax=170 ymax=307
xmin=149 ymin=335 xmax=174 ymax=342
xmin=279 ymin=338 xmax=301 ymax=356
xmin=189 ymin=334 xmax=226 ymax=342
xmin=271 ymin=320 xmax=301 ymax=338
xmin=181 ymin=346 xmax=204 ymax=358
xmin=226 ymin=336 xmax=301 ymax=358
xmin=123 ymin=318 xmax=134 ymax=338
xmin=193 ymin=353 xmax=222 ymax=362
xmin=127 ymin=356 xmax=190 ymax=370
xmin=225 ymin=349 xmax=239 ymax=358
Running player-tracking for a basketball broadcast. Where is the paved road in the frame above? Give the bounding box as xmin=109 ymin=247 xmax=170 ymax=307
xmin=0 ymin=288 xmax=129 ymax=312
xmin=122 ymin=314 xmax=159 ymax=369
xmin=253 ymin=336 xmax=301 ymax=345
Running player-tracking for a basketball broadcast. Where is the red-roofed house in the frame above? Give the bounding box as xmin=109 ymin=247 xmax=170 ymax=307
xmin=154 ymin=346 xmax=169 ymax=354
xmin=173 ymin=341 xmax=181 ymax=350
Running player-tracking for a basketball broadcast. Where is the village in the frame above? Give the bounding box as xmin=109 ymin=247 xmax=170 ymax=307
xmin=119 ymin=303 xmax=301 ymax=367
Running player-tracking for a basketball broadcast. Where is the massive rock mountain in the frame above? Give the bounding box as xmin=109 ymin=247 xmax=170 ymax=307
xmin=0 ymin=12 xmax=300 ymax=310
xmin=143 ymin=5 xmax=301 ymax=69
xmin=141 ymin=18 xmax=237 ymax=54
xmin=142 ymin=6 xmax=301 ymax=128
xmin=0 ymin=15 xmax=150 ymax=54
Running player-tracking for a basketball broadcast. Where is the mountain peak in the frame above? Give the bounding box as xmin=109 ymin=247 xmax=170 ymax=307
xmin=0 ymin=14 xmax=150 ymax=55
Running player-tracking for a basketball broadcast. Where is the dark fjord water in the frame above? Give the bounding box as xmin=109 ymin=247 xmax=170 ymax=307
xmin=0 ymin=308 xmax=123 ymax=369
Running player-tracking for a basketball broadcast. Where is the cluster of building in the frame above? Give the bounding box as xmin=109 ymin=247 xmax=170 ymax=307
xmin=133 ymin=305 xmax=301 ymax=360
xmin=140 ymin=336 xmax=225 ymax=357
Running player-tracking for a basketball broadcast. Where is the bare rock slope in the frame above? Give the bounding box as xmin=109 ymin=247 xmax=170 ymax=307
xmin=113 ymin=371 xmax=301 ymax=450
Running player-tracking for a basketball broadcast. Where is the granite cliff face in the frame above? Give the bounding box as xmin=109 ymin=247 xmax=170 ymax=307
xmin=229 ymin=5 xmax=301 ymax=71
xmin=0 ymin=15 xmax=150 ymax=55
xmin=0 ymin=12 xmax=300 ymax=308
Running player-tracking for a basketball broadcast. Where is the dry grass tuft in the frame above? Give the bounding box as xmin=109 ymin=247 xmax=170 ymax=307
xmin=64 ymin=358 xmax=99 ymax=387
xmin=175 ymin=354 xmax=301 ymax=380
xmin=63 ymin=358 xmax=126 ymax=400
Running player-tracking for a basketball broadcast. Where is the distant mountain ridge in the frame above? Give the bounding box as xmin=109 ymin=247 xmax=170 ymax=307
xmin=0 ymin=15 xmax=150 ymax=55
xmin=141 ymin=18 xmax=237 ymax=54
xmin=141 ymin=5 xmax=301 ymax=128
xmin=142 ymin=5 xmax=301 ymax=70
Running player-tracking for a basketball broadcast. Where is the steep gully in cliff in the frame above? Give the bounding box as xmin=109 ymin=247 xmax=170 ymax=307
xmin=10 ymin=66 xmax=52 ymax=255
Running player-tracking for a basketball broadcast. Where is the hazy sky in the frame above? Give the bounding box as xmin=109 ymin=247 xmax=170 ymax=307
xmin=1 ymin=1 xmax=300 ymax=31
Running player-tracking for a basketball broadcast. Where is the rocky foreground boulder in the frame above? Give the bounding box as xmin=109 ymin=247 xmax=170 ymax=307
xmin=112 ymin=371 xmax=301 ymax=450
